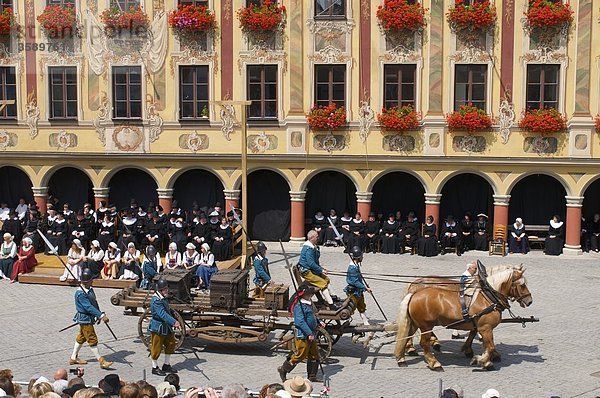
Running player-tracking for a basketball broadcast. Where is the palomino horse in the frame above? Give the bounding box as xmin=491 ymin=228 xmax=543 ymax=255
xmin=394 ymin=264 xmax=532 ymax=370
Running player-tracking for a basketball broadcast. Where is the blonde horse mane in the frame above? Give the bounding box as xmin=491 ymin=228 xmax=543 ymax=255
xmin=486 ymin=264 xmax=526 ymax=291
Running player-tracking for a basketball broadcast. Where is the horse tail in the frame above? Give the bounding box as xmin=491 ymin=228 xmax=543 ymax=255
xmin=394 ymin=292 xmax=414 ymax=360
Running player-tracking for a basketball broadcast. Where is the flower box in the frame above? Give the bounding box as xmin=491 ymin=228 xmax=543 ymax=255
xmin=525 ymin=0 xmax=573 ymax=31
xmin=378 ymin=105 xmax=421 ymax=132
xmin=595 ymin=115 xmax=600 ymax=133
xmin=0 ymin=7 xmax=16 ymax=36
xmin=307 ymin=103 xmax=346 ymax=131
xmin=37 ymin=5 xmax=78 ymax=39
xmin=376 ymin=0 xmax=427 ymax=34
xmin=237 ymin=0 xmax=286 ymax=34
xmin=100 ymin=6 xmax=150 ymax=38
xmin=446 ymin=0 xmax=496 ymax=39
xmin=168 ymin=4 xmax=215 ymax=39
xmin=446 ymin=104 xmax=493 ymax=133
xmin=518 ymin=108 xmax=567 ymax=134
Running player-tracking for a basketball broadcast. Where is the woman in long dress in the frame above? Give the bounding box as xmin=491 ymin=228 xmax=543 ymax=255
xmin=417 ymin=216 xmax=438 ymax=257
xmin=544 ymin=215 xmax=564 ymax=256
xmin=196 ymin=243 xmax=218 ymax=291
xmin=473 ymin=214 xmax=490 ymax=251
xmin=0 ymin=232 xmax=17 ymax=280
xmin=381 ymin=214 xmax=399 ymax=254
xmin=101 ymin=242 xmax=121 ymax=279
xmin=120 ymin=242 xmax=141 ymax=280
xmin=60 ymin=239 xmax=85 ymax=281
xmin=82 ymin=240 xmax=105 ymax=279
xmin=97 ymin=213 xmax=115 ymax=251
xmin=10 ymin=237 xmax=38 ymax=282
xmin=212 ymin=217 xmax=232 ymax=261
xmin=508 ymin=217 xmax=529 ymax=254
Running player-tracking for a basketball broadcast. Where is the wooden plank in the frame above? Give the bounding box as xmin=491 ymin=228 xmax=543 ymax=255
xmin=18 ymin=273 xmax=135 ymax=289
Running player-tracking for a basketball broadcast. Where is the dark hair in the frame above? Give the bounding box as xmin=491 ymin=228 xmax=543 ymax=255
xmin=440 ymin=390 xmax=459 ymax=398
xmin=163 ymin=374 xmax=179 ymax=392
xmin=139 ymin=385 xmax=157 ymax=398
xmin=0 ymin=377 xmax=15 ymax=397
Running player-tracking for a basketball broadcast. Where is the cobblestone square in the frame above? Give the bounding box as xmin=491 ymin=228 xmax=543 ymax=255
xmin=2 ymin=246 xmax=600 ymax=397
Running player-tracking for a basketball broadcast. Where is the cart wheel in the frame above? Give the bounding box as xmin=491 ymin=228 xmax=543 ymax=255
xmin=290 ymin=327 xmax=333 ymax=361
xmin=324 ymin=319 xmax=344 ymax=345
xmin=138 ymin=309 xmax=186 ymax=350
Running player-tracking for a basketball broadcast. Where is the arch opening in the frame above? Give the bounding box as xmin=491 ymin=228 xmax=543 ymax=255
xmin=305 ymin=171 xmax=357 ymax=219
xmin=47 ymin=167 xmax=94 ymax=211
xmin=247 ymin=170 xmax=290 ymax=241
xmin=172 ymin=169 xmax=225 ymax=213
xmin=583 ymin=178 xmax=600 ymax=220
xmin=509 ymin=174 xmax=566 ymax=225
xmin=371 ymin=172 xmax=425 ymax=220
xmin=440 ymin=173 xmax=494 ymax=222
xmin=108 ymin=169 xmax=158 ymax=210
xmin=0 ymin=166 xmax=33 ymax=208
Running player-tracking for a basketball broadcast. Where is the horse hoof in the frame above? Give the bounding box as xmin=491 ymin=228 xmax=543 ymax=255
xmin=433 ymin=343 xmax=441 ymax=352
xmin=484 ymin=364 xmax=496 ymax=371
xmin=397 ymin=361 xmax=407 ymax=368
xmin=407 ymin=349 xmax=418 ymax=357
xmin=430 ymin=365 xmax=444 ymax=372
xmin=464 ymin=351 xmax=474 ymax=359
xmin=491 ymin=355 xmax=501 ymax=363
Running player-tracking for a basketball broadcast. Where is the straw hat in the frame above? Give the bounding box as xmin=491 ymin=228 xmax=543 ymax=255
xmin=283 ymin=376 xmax=312 ymax=397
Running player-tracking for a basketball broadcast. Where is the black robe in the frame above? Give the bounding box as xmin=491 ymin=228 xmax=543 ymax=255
xmin=142 ymin=219 xmax=165 ymax=250
xmin=401 ymin=219 xmax=420 ymax=249
xmin=1 ymin=217 xmax=22 ymax=243
xmin=192 ymin=221 xmax=212 ymax=248
xmin=473 ymin=220 xmax=489 ymax=251
xmin=460 ymin=219 xmax=474 ymax=251
xmin=324 ymin=216 xmax=341 ymax=245
xmin=213 ymin=224 xmax=233 ymax=261
xmin=590 ymin=219 xmax=600 ymax=252
xmin=365 ymin=220 xmax=380 ymax=252
xmin=98 ymin=222 xmax=115 ymax=250
xmin=340 ymin=217 xmax=352 ymax=246
xmin=440 ymin=221 xmax=461 ymax=253
xmin=312 ymin=216 xmax=327 ymax=245
xmin=544 ymin=221 xmax=564 ymax=256
xmin=348 ymin=219 xmax=366 ymax=251
xmin=117 ymin=217 xmax=137 ymax=249
xmin=508 ymin=224 xmax=529 ymax=254
xmin=417 ymin=223 xmax=438 ymax=257
xmin=381 ymin=220 xmax=399 ymax=254
xmin=47 ymin=219 xmax=68 ymax=255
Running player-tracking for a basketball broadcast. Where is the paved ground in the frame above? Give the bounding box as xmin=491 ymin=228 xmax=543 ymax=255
xmin=2 ymin=244 xmax=600 ymax=398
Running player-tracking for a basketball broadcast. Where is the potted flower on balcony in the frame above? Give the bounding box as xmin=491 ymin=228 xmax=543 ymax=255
xmin=376 ymin=0 xmax=427 ymax=36
xmin=100 ymin=6 xmax=150 ymax=38
xmin=168 ymin=4 xmax=216 ymax=42
xmin=237 ymin=0 xmax=286 ymax=35
xmin=307 ymin=103 xmax=347 ymax=131
xmin=37 ymin=5 xmax=78 ymax=39
xmin=595 ymin=115 xmax=600 ymax=133
xmin=518 ymin=107 xmax=567 ymax=134
xmin=446 ymin=104 xmax=493 ymax=133
xmin=378 ymin=105 xmax=421 ymax=133
xmin=525 ymin=0 xmax=573 ymax=41
xmin=446 ymin=0 xmax=496 ymax=42
xmin=0 ymin=7 xmax=16 ymax=36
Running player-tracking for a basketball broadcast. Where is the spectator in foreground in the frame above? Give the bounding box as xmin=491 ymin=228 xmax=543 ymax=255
xmin=220 ymin=384 xmax=247 ymax=398
xmin=482 ymin=389 xmax=500 ymax=398
xmin=10 ymin=237 xmax=38 ymax=283
xmin=283 ymin=377 xmax=312 ymax=398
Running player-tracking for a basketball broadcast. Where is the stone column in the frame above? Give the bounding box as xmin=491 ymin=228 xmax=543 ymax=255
xmin=493 ymin=195 xmax=511 ymax=228
xmin=356 ymin=191 xmax=373 ymax=218
xmin=157 ymin=189 xmax=174 ymax=214
xmin=290 ymin=191 xmax=306 ymax=242
xmin=93 ymin=187 xmax=110 ymax=210
xmin=424 ymin=193 xmax=442 ymax=231
xmin=32 ymin=186 xmax=48 ymax=215
xmin=564 ymin=196 xmax=584 ymax=255
xmin=224 ymin=189 xmax=241 ymax=213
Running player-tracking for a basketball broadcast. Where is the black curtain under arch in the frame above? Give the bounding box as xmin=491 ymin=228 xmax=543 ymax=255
xmin=509 ymin=174 xmax=566 ymax=225
xmin=48 ymin=167 xmax=94 ymax=211
xmin=305 ymin=171 xmax=357 ymax=219
xmin=440 ymin=174 xmax=494 ymax=222
xmin=371 ymin=172 xmax=426 ymax=220
xmin=0 ymin=166 xmax=33 ymax=208
xmin=172 ymin=169 xmax=225 ymax=213
xmin=582 ymin=178 xmax=600 ymax=220
xmin=108 ymin=169 xmax=158 ymax=210
xmin=247 ymin=170 xmax=290 ymax=241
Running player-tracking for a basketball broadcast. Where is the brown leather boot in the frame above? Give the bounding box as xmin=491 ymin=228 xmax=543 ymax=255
xmin=69 ymin=357 xmax=87 ymax=365
xmin=98 ymin=357 xmax=113 ymax=369
xmin=277 ymin=360 xmax=296 ymax=382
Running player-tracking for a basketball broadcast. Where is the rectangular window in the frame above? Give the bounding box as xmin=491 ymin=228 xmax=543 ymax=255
xmin=454 ymin=64 xmax=487 ymax=110
xmin=178 ymin=0 xmax=208 ymax=6
xmin=179 ymin=65 xmax=209 ymax=120
xmin=112 ymin=66 xmax=142 ymax=119
xmin=526 ymin=64 xmax=560 ymax=110
xmin=461 ymin=0 xmax=485 ymax=5
xmin=246 ymin=0 xmax=262 ymax=5
xmin=46 ymin=0 xmax=76 ymax=6
xmin=0 ymin=67 xmax=16 ymax=120
xmin=49 ymin=66 xmax=78 ymax=120
xmin=0 ymin=0 xmax=11 ymax=12
xmin=314 ymin=64 xmax=346 ymax=108
xmin=315 ymin=0 xmax=345 ymax=19
xmin=110 ymin=0 xmax=140 ymax=9
xmin=247 ymin=65 xmax=277 ymax=119
xmin=383 ymin=64 xmax=416 ymax=109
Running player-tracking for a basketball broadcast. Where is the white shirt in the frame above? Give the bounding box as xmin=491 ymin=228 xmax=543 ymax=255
xmin=1 ymin=241 xmax=17 ymax=258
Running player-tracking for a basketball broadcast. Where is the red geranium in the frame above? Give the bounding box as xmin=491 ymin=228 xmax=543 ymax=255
xmin=525 ymin=0 xmax=573 ymax=30
xmin=378 ymin=105 xmax=421 ymax=132
xmin=447 ymin=0 xmax=496 ymax=33
xmin=168 ymin=4 xmax=215 ymax=33
xmin=595 ymin=115 xmax=600 ymax=133
xmin=446 ymin=104 xmax=493 ymax=132
xmin=37 ymin=5 xmax=78 ymax=38
xmin=0 ymin=7 xmax=16 ymax=35
xmin=307 ymin=103 xmax=346 ymax=130
xmin=237 ymin=0 xmax=286 ymax=33
xmin=100 ymin=6 xmax=150 ymax=37
xmin=518 ymin=108 xmax=567 ymax=134
xmin=376 ymin=0 xmax=427 ymax=33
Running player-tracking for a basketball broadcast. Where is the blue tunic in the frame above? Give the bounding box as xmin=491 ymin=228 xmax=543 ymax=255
xmin=293 ymin=300 xmax=318 ymax=340
xmin=344 ymin=262 xmax=367 ymax=297
xmin=140 ymin=258 xmax=158 ymax=289
xmin=73 ymin=288 xmax=103 ymax=324
xmin=298 ymin=243 xmax=323 ymax=275
xmin=252 ymin=255 xmax=271 ymax=287
xmin=148 ymin=293 xmax=177 ymax=336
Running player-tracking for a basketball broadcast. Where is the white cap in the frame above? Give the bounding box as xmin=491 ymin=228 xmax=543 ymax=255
xmin=185 ymin=242 xmax=196 ymax=250
xmin=482 ymin=389 xmax=500 ymax=398
xmin=275 ymin=391 xmax=292 ymax=398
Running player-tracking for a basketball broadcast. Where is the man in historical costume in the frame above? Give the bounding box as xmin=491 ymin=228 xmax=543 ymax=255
xmin=69 ymin=268 xmax=113 ymax=369
xmin=15 ymin=198 xmax=28 ymax=220
xmin=399 ymin=211 xmax=419 ymax=254
xmin=459 ymin=212 xmax=475 ymax=253
xmin=47 ymin=211 xmax=69 ymax=255
xmin=278 ymin=284 xmax=323 ymax=383
xmin=252 ymin=241 xmax=271 ymax=298
xmin=364 ymin=212 xmax=380 ymax=253
xmin=192 ymin=213 xmax=211 ymax=250
xmin=440 ymin=215 xmax=462 ymax=256
xmin=71 ymin=210 xmax=91 ymax=248
xmin=339 ymin=211 xmax=353 ymax=247
xmin=298 ymin=230 xmax=336 ymax=309
xmin=345 ymin=246 xmax=372 ymax=327
xmin=452 ymin=261 xmax=478 ymax=339
xmin=311 ymin=211 xmax=327 ymax=245
xmin=149 ymin=278 xmax=181 ymax=376
xmin=140 ymin=245 xmax=161 ymax=290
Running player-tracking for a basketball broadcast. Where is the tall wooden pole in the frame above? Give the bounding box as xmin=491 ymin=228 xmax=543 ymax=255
xmin=241 ymin=104 xmax=248 ymax=267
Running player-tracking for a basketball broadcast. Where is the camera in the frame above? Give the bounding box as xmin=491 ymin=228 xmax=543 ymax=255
xmin=69 ymin=368 xmax=85 ymax=377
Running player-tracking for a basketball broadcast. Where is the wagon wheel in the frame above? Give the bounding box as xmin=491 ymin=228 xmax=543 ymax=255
xmin=290 ymin=327 xmax=333 ymax=361
xmin=138 ymin=308 xmax=186 ymax=350
xmin=323 ymin=319 xmax=345 ymax=345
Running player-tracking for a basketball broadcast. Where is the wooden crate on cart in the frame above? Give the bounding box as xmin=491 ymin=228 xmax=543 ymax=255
xmin=264 ymin=284 xmax=290 ymax=310
xmin=210 ymin=269 xmax=249 ymax=310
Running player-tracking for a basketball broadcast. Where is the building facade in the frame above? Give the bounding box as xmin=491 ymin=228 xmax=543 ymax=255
xmin=1 ymin=0 xmax=600 ymax=252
